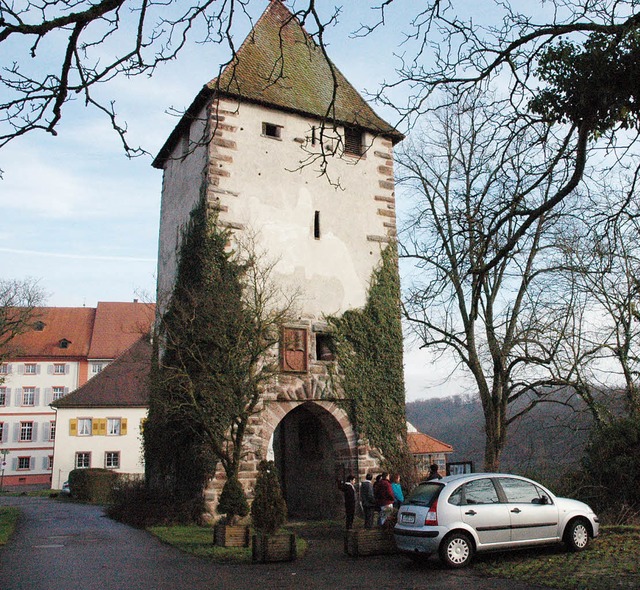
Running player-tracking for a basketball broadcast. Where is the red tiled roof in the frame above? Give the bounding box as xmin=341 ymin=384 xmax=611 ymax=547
xmin=8 ymin=307 xmax=96 ymax=358
xmin=87 ymin=301 xmax=155 ymax=360
xmin=52 ymin=337 xmax=151 ymax=408
xmin=408 ymin=432 xmax=454 ymax=455
xmin=154 ymin=0 xmax=403 ymax=168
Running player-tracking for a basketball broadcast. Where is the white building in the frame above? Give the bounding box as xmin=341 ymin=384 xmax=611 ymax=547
xmin=0 ymin=302 xmax=153 ymax=488
xmin=51 ymin=337 xmax=150 ymax=489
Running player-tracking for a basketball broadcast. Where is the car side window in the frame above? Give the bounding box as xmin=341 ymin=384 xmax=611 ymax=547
xmin=498 ymin=478 xmax=550 ymax=504
xmin=449 ymin=486 xmax=464 ymax=506
xmin=462 ymin=478 xmax=500 ymax=505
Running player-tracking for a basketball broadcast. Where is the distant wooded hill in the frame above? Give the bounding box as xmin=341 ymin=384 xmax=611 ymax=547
xmin=406 ymin=392 xmax=597 ymax=477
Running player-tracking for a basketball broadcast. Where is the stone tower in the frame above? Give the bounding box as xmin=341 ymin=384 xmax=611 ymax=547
xmin=152 ymin=0 xmax=404 ymax=518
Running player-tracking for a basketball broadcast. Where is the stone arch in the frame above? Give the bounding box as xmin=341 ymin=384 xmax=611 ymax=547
xmin=261 ymin=400 xmax=357 ymax=519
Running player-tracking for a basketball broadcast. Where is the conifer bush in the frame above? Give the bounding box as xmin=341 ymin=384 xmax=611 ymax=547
xmin=217 ymin=476 xmax=249 ymax=525
xmin=250 ymin=460 xmax=287 ymax=534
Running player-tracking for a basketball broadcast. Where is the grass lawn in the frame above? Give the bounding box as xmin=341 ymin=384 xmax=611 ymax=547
xmin=0 ymin=507 xmax=19 ymax=545
xmin=475 ymin=526 xmax=640 ymax=590
xmin=148 ymin=524 xmax=307 ymax=564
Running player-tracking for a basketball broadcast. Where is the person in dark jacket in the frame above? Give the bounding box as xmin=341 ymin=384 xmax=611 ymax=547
xmin=375 ymin=472 xmax=395 ymax=526
xmin=339 ymin=475 xmax=358 ymax=530
xmin=426 ymin=463 xmax=442 ymax=481
xmin=360 ymin=473 xmax=376 ymax=528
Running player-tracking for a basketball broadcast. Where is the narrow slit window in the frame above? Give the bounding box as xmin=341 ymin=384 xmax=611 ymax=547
xmin=314 ymin=211 xmax=321 ymax=239
xmin=262 ymin=122 xmax=282 ymax=139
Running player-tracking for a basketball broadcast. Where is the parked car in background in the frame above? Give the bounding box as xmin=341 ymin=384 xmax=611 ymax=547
xmin=394 ymin=473 xmax=599 ymax=568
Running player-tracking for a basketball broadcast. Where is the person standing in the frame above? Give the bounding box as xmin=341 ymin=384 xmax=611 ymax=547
xmin=426 ymin=463 xmax=442 ymax=481
xmin=340 ymin=474 xmax=358 ymax=530
xmin=391 ymin=473 xmax=404 ymax=509
xmin=360 ymin=473 xmax=376 ymax=529
xmin=375 ymin=472 xmax=395 ymax=526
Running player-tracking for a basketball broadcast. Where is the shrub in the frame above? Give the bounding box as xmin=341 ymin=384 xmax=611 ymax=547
xmin=68 ymin=468 xmax=119 ymax=503
xmin=251 ymin=460 xmax=287 ymax=534
xmin=582 ymin=417 xmax=640 ymax=521
xmin=107 ymin=479 xmax=206 ymax=527
xmin=217 ymin=476 xmax=249 ymax=525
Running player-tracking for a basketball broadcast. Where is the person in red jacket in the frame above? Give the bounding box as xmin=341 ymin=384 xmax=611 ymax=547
xmin=374 ymin=472 xmax=395 ymax=526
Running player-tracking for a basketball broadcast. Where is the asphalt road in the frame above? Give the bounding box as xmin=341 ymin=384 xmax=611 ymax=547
xmin=0 ymin=496 xmax=552 ymax=590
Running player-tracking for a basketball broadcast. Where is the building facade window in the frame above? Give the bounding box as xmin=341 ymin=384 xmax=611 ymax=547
xmin=24 ymin=363 xmax=37 ymax=375
xmin=20 ymin=421 xmax=33 ymax=441
xmin=75 ymin=452 xmax=91 ymax=469
xmin=107 ymin=418 xmax=121 ymax=436
xmin=52 ymin=387 xmax=65 ymax=401
xmin=77 ymin=418 xmax=92 ymax=436
xmin=53 ymin=363 xmax=66 ymax=375
xmin=105 ymin=452 xmax=120 ymax=469
xmin=92 ymin=363 xmax=104 ymax=374
xmin=0 ymin=364 xmax=8 ymax=374
xmin=0 ymin=422 xmax=3 ymax=441
xmin=0 ymin=387 xmax=6 ymax=406
xmin=49 ymin=421 xmax=56 ymax=441
xmin=22 ymin=387 xmax=35 ymax=406
xmin=17 ymin=457 xmax=31 ymax=470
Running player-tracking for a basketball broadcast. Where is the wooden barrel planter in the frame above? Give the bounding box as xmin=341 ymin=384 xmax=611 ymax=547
xmin=252 ymin=533 xmax=297 ymax=563
xmin=344 ymin=528 xmax=397 ymax=557
xmin=213 ymin=524 xmax=251 ymax=548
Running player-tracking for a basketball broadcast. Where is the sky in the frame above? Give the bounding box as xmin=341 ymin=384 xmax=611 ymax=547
xmin=0 ymin=0 xmax=472 ymax=402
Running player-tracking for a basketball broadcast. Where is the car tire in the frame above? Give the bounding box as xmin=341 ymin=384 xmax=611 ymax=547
xmin=564 ymin=518 xmax=590 ymax=552
xmin=439 ymin=532 xmax=474 ymax=568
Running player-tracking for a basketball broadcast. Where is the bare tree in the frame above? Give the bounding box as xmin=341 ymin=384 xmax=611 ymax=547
xmin=399 ymin=91 xmax=576 ymax=471
xmin=0 ymin=277 xmax=47 ymax=370
xmin=555 ymin=179 xmax=640 ymax=421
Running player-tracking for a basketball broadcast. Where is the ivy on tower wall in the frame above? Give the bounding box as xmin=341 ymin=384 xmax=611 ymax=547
xmin=328 ymin=243 xmax=414 ymax=480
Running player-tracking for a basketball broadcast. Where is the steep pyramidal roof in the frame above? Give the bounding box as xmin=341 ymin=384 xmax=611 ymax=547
xmin=154 ymin=0 xmax=402 ymax=167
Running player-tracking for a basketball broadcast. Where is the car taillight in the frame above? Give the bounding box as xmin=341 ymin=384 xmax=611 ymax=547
xmin=424 ymin=499 xmax=438 ymax=526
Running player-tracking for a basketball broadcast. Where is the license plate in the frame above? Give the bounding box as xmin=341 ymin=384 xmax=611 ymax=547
xmin=400 ymin=512 xmax=416 ymax=524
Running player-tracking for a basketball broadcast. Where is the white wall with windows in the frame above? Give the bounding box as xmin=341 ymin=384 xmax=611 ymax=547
xmin=51 ymin=407 xmax=147 ymax=489
xmin=0 ymin=360 xmax=79 ymax=486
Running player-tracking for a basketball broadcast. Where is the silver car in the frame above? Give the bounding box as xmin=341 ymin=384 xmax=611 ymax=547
xmin=394 ymin=473 xmax=599 ymax=568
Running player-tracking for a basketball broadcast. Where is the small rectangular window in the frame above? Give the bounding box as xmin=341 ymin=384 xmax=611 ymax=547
xmin=22 ymin=387 xmax=35 ymax=406
xmin=78 ymin=418 xmax=92 ymax=436
xmin=76 ymin=452 xmax=91 ymax=469
xmin=316 ymin=334 xmax=335 ymax=361
xmin=50 ymin=421 xmax=56 ymax=441
xmin=107 ymin=418 xmax=121 ymax=436
xmin=20 ymin=421 xmax=33 ymax=442
xmin=92 ymin=363 xmax=104 ymax=374
xmin=54 ymin=364 xmax=66 ymax=375
xmin=344 ymin=126 xmax=364 ymax=156
xmin=52 ymin=387 xmax=65 ymax=401
xmin=0 ymin=388 xmax=6 ymax=406
xmin=262 ymin=122 xmax=282 ymax=139
xmin=17 ymin=457 xmax=31 ymax=470
xmin=105 ymin=452 xmax=120 ymax=469
xmin=25 ymin=363 xmax=37 ymax=375
xmin=0 ymin=364 xmax=8 ymax=374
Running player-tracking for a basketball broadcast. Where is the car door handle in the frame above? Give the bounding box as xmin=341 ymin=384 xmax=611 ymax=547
xmin=511 ymin=508 xmax=521 ymax=514
xmin=465 ymin=510 xmax=477 ymax=516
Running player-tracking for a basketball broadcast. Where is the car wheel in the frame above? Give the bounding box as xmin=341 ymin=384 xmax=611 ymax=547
xmin=439 ymin=532 xmax=474 ymax=568
xmin=565 ymin=518 xmax=590 ymax=552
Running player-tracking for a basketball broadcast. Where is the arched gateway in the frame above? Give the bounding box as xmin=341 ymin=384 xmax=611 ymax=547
xmin=270 ymin=402 xmax=354 ymax=519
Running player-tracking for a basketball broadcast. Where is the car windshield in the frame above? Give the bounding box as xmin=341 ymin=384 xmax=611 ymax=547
xmin=405 ymin=482 xmax=443 ymax=506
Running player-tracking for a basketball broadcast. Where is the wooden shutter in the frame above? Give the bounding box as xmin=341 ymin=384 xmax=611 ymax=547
xmin=69 ymin=419 xmax=78 ymax=436
xmin=120 ymin=418 xmax=127 ymax=435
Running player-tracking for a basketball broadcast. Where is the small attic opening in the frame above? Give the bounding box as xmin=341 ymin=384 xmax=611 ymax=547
xmin=33 ymin=321 xmax=45 ymax=331
xmin=59 ymin=338 xmax=71 ymax=349
xmin=262 ymin=122 xmax=282 ymax=139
